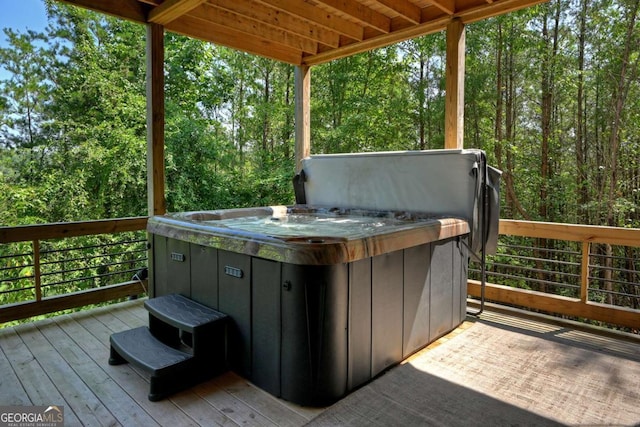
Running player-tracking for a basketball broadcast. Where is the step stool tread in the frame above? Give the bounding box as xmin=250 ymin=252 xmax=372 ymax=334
xmin=110 ymin=326 xmax=193 ymax=375
xmin=145 ymin=294 xmax=227 ymax=332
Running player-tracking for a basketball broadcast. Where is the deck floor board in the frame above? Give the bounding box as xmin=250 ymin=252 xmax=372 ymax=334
xmin=37 ymin=319 xmax=133 ymax=425
xmin=2 ymin=299 xmax=639 ymax=426
xmin=0 ymin=300 xmax=320 ymax=427
xmin=310 ymin=309 xmax=640 ymax=426
xmin=0 ymin=329 xmax=31 ymax=406
xmin=53 ymin=314 xmax=194 ymax=427
xmin=12 ymin=322 xmax=100 ymax=425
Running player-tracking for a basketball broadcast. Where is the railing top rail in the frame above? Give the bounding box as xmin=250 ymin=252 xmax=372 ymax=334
xmin=0 ymin=217 xmax=149 ymax=244
xmin=500 ymin=219 xmax=640 ymax=247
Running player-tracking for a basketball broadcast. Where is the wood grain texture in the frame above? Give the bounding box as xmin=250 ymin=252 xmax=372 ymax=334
xmin=467 ymin=280 xmax=640 ymax=329
xmin=0 ymin=217 xmax=147 ymax=243
xmin=500 ymin=218 xmax=640 ymax=247
xmin=310 ymin=310 xmax=640 ymax=426
xmin=444 ymin=18 xmax=465 ymax=149
xmin=0 ymin=299 xmax=325 ymax=427
xmin=60 ymin=0 xmax=545 ymax=65
xmin=146 ymin=23 xmax=166 ymax=216
xmin=3 ymin=299 xmax=638 ymax=426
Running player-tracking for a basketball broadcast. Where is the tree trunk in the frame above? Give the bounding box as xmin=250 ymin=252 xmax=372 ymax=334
xmin=606 ymin=0 xmax=639 ymax=227
xmin=576 ymin=0 xmax=588 ymax=223
xmin=262 ymin=66 xmax=271 ymax=152
xmin=502 ymin=20 xmax=530 ymax=220
xmin=494 ymin=21 xmax=504 ymax=172
xmin=283 ymin=66 xmax=292 ymax=160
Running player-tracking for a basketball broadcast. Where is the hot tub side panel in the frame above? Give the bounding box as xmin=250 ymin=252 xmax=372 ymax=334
xmin=281 ymin=263 xmax=349 ymax=406
xmin=150 ymin=233 xmax=469 ymax=406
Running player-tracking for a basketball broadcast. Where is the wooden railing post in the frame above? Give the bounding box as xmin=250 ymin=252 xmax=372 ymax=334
xmin=0 ymin=217 xmax=148 ymax=323
xmin=470 ymin=219 xmax=640 ymax=330
xmin=33 ymin=240 xmax=42 ymax=301
xmin=580 ymin=241 xmax=590 ymax=303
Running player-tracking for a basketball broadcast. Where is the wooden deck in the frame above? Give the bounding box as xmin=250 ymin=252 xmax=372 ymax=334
xmin=0 ymin=299 xmax=323 ymax=426
xmin=1 ymin=299 xmax=639 ymax=426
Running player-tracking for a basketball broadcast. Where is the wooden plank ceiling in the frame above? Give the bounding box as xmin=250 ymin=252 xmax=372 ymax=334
xmin=61 ymin=0 xmax=546 ymax=65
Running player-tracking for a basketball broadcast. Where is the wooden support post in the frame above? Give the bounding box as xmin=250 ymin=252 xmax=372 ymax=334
xmin=580 ymin=242 xmax=590 ymax=303
xmin=294 ymin=65 xmax=311 ymax=174
xmin=146 ymin=23 xmax=166 ymax=216
xmin=444 ymin=18 xmax=465 ymax=150
xmin=33 ymin=240 xmax=42 ymax=301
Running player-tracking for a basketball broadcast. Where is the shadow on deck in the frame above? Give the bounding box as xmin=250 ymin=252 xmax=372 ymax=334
xmin=1 ymin=299 xmax=639 ymax=426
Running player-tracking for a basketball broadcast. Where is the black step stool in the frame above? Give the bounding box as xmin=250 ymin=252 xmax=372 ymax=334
xmin=109 ymin=294 xmax=228 ymax=401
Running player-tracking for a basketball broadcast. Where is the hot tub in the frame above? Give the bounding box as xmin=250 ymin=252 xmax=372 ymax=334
xmin=147 ymin=149 xmax=500 ymax=406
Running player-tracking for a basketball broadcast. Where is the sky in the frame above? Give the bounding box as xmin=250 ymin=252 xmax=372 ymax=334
xmin=0 ymin=0 xmax=48 ymax=41
xmin=0 ymin=0 xmax=48 ymax=79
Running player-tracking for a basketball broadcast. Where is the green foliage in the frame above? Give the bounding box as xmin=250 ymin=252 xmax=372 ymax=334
xmin=0 ymin=0 xmax=639 ymax=317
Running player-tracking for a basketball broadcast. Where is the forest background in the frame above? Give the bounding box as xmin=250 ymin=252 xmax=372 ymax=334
xmin=0 ymin=0 xmax=638 ymax=321
xmin=0 ymin=0 xmax=638 ymax=229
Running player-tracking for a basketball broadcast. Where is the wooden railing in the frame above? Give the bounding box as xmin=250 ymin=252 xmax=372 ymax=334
xmin=0 ymin=217 xmax=148 ymax=323
xmin=2 ymin=216 xmax=638 ymax=330
xmin=468 ymin=219 xmax=640 ymax=331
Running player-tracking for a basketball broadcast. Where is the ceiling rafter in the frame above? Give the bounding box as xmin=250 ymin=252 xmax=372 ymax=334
xmin=305 ymin=14 xmax=449 ymax=65
xmin=208 ymin=0 xmax=341 ymax=48
xmin=149 ymin=0 xmax=207 ymax=25
xmin=430 ymin=0 xmax=456 ymax=15
xmin=256 ymin=0 xmax=365 ymax=41
xmin=193 ymin=3 xmax=319 ymax=53
xmin=60 ymin=0 xmax=550 ymax=65
xmin=370 ymin=0 xmax=422 ymax=24
xmin=455 ymin=0 xmax=547 ymax=23
xmin=166 ymin=15 xmax=303 ymax=64
xmin=313 ymin=0 xmax=391 ymax=33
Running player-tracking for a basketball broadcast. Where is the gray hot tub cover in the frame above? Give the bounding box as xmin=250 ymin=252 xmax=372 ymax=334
xmin=296 ymin=149 xmax=501 ymax=257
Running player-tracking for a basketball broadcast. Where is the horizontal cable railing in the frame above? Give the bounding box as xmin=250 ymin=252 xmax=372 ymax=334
xmin=2 ymin=216 xmax=638 ymax=331
xmin=469 ymin=220 xmax=640 ymax=331
xmin=0 ymin=217 xmax=148 ymax=324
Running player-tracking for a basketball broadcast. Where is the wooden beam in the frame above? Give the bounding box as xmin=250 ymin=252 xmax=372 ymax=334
xmin=193 ymin=4 xmax=319 ymax=54
xmin=361 ymin=0 xmax=546 ymax=51
xmin=372 ymin=0 xmax=421 ymax=24
xmin=0 ymin=218 xmax=148 ymax=243
xmin=468 ymin=280 xmax=640 ymax=330
xmin=294 ymin=66 xmax=311 ymax=174
xmin=208 ymin=0 xmax=341 ymax=48
xmin=456 ymin=0 xmax=549 ymax=24
xmin=57 ymin=0 xmax=148 ymax=23
xmin=257 ymin=0 xmax=364 ymax=41
xmin=313 ymin=0 xmax=391 ymax=33
xmin=166 ymin=16 xmax=303 ymax=65
xmin=0 ymin=282 xmax=145 ymax=323
xmin=431 ymin=0 xmax=456 ymax=15
xmin=499 ymin=219 xmax=640 ymax=247
xmin=146 ymin=24 xmax=166 ymax=216
xmin=304 ymin=14 xmax=450 ymax=65
xmin=444 ymin=18 xmax=465 ymax=149
xmin=149 ymin=0 xmax=207 ymax=25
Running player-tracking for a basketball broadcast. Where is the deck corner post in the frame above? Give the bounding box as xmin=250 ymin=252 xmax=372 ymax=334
xmin=146 ymin=22 xmax=166 ymax=216
xmin=294 ymin=65 xmax=311 ymax=174
xmin=445 ymin=18 xmax=465 ymax=150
